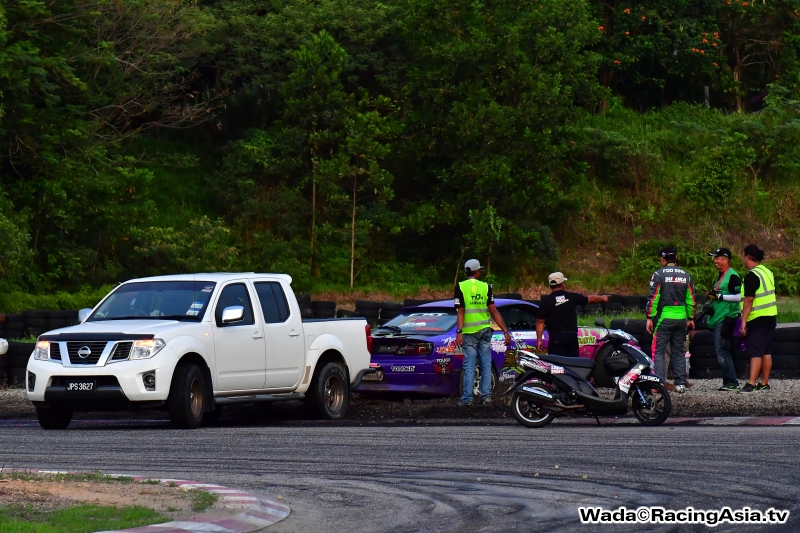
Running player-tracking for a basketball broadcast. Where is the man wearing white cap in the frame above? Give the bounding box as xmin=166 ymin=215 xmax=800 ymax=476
xmin=536 ymin=272 xmax=608 ymax=357
xmin=454 ymin=259 xmax=512 ymax=406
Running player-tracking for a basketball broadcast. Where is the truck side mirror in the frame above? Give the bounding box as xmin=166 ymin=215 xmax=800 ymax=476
xmin=78 ymin=309 xmax=93 ymax=322
xmin=221 ymin=306 xmax=245 ymax=324
xmin=594 ymin=318 xmax=606 ymax=327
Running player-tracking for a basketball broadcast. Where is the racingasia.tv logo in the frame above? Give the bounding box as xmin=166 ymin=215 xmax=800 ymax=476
xmin=579 ymin=506 xmax=789 ymax=526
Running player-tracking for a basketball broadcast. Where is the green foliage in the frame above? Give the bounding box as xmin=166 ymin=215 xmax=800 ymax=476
xmin=1 ymin=0 xmax=800 ymax=298
xmin=0 ymin=504 xmax=166 ymax=533
xmin=0 ymin=287 xmax=110 ymax=313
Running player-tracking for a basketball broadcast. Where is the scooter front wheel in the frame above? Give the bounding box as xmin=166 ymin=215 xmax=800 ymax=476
xmin=511 ymin=390 xmax=555 ymax=428
xmin=632 ymin=382 xmax=672 ymax=426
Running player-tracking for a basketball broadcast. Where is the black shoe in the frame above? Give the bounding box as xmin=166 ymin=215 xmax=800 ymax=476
xmin=755 ymin=383 xmax=771 ymax=392
xmin=458 ymin=400 xmax=473 ymax=407
xmin=718 ymin=383 xmax=740 ymax=392
xmin=739 ymin=383 xmax=755 ymax=393
xmin=480 ymin=396 xmax=493 ymax=405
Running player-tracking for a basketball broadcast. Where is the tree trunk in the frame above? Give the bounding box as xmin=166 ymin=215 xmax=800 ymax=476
xmin=310 ymin=128 xmax=317 ymax=269
xmin=350 ymin=177 xmax=357 ymax=288
xmin=453 ymin=249 xmax=465 ymax=289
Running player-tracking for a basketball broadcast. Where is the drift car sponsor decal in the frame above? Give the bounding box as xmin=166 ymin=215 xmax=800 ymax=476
xmin=432 ymin=357 xmax=452 ymax=375
xmin=390 ymin=365 xmax=416 ymax=372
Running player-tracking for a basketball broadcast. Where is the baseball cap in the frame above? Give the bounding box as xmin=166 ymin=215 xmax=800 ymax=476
xmin=464 ymin=259 xmax=484 ymax=274
xmin=659 ymin=246 xmax=677 ymax=261
xmin=709 ymin=247 xmax=732 ymax=259
xmin=548 ymin=272 xmax=568 ymax=286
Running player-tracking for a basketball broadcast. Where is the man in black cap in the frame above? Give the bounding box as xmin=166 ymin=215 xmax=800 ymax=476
xmin=707 ymin=248 xmax=742 ymax=391
xmin=646 ymin=247 xmax=696 ymax=393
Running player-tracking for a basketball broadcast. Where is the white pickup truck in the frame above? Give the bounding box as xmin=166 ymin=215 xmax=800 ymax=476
xmin=26 ymin=273 xmax=373 ymax=429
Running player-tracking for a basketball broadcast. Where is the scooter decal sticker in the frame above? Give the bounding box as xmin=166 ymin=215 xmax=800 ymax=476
xmin=550 ymin=364 xmax=565 ymax=374
xmin=618 ymin=367 xmax=642 ymax=394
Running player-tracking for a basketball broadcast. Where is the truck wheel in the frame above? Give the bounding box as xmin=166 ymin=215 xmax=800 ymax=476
xmin=36 ymin=407 xmax=73 ymax=430
xmin=308 ymin=362 xmax=350 ymax=419
xmin=168 ymin=364 xmax=205 ymax=429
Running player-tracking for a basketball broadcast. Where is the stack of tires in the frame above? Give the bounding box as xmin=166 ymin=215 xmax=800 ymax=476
xmin=622 ymin=296 xmax=646 ymax=312
xmin=602 ymin=295 xmax=624 ymax=314
xmin=0 ymin=338 xmax=7 ymax=385
xmin=403 ymin=298 xmax=431 ymax=307
xmin=609 ymin=319 xmax=652 ymax=358
xmin=296 ymin=294 xmax=313 ymax=318
xmin=731 ymin=327 xmax=800 ymax=379
xmin=22 ymin=310 xmax=47 ymax=338
xmin=311 ymin=301 xmax=336 ymax=319
xmin=495 ymin=292 xmax=522 ymax=300
xmin=355 ymin=300 xmax=381 ymax=327
xmin=380 ymin=301 xmax=403 ymax=324
xmin=4 ymin=314 xmax=25 ymax=339
xmin=688 ymin=330 xmax=718 ymax=379
xmin=7 ymin=342 xmax=33 ymax=387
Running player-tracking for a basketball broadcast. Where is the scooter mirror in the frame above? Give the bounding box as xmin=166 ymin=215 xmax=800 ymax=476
xmin=594 ymin=318 xmax=606 ymax=327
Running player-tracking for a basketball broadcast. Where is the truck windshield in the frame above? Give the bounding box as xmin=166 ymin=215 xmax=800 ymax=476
xmin=89 ymin=281 xmax=217 ymax=322
xmin=378 ymin=309 xmax=457 ymax=334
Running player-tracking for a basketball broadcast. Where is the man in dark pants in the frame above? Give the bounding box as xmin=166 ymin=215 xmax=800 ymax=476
xmin=646 ymin=247 xmax=696 ymax=393
xmin=706 ymin=248 xmax=742 ymax=391
xmin=536 ymin=272 xmax=608 ymax=357
xmin=738 ymin=244 xmax=777 ymax=393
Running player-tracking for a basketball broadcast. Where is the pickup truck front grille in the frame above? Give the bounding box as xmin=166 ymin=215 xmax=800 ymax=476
xmin=66 ymin=341 xmax=108 ymax=365
xmin=110 ymin=342 xmax=133 ymax=361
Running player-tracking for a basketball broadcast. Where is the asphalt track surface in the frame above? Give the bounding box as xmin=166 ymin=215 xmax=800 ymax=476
xmin=1 ymin=419 xmax=798 ymax=532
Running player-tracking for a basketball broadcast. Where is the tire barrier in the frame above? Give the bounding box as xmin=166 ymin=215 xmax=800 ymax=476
xmin=690 ymin=326 xmax=800 ymax=379
xmin=1 ymin=341 xmax=33 ymax=387
xmin=0 ymin=310 xmax=80 ymax=341
xmin=608 ymin=319 xmax=652 ymax=358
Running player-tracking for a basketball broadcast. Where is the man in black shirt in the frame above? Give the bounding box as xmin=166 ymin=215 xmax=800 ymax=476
xmin=536 ymin=272 xmax=609 ymax=357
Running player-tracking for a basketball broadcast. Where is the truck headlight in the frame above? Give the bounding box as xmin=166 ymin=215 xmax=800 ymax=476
xmin=34 ymin=340 xmax=50 ymax=361
xmin=131 ymin=339 xmax=166 ymax=360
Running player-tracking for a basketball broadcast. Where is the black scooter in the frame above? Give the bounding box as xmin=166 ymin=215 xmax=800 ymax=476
xmin=503 ymin=329 xmax=671 ymax=428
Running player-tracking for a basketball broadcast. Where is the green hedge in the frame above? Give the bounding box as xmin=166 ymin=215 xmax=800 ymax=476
xmin=0 ymin=287 xmax=112 ymax=314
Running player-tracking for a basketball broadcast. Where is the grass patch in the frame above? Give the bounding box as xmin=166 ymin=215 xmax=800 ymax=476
xmin=0 ymin=472 xmax=132 ymax=485
xmin=0 ymin=504 xmax=167 ymax=533
xmin=187 ymin=490 xmax=217 ymax=512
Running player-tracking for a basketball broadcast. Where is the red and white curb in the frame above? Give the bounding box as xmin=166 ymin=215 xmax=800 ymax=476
xmin=1 ymin=470 xmax=290 ymax=532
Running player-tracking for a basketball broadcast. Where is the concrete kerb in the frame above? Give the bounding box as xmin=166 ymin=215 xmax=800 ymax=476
xmin=0 ymin=469 xmax=290 ymax=533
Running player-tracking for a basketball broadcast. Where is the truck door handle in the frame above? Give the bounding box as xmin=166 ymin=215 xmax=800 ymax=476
xmin=289 ymin=330 xmax=300 ymax=337
xmin=253 ymin=331 xmax=264 ymax=339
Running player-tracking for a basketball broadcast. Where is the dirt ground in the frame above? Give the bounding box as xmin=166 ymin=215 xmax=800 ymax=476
xmin=0 ymin=474 xmax=212 ymax=519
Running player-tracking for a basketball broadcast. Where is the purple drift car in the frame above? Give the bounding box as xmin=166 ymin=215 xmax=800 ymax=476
xmin=355 ymin=299 xmax=613 ymax=397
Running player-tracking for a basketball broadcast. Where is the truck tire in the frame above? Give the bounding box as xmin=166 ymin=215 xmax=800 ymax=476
xmin=36 ymin=406 xmax=73 ymax=430
xmin=307 ymin=362 xmax=350 ymax=419
xmin=168 ymin=364 xmax=205 ymax=429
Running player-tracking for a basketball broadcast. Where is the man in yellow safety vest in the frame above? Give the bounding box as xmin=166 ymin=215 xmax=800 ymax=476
xmin=454 ymin=259 xmax=512 ymax=406
xmin=738 ymin=244 xmax=778 ymax=393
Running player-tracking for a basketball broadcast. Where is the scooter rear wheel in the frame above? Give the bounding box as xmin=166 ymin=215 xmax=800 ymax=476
xmin=511 ymin=389 xmax=555 ymax=428
xmin=632 ymin=382 xmax=671 ymax=426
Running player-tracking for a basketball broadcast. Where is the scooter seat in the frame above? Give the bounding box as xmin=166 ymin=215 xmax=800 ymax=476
xmin=539 ymin=354 xmax=595 ymax=369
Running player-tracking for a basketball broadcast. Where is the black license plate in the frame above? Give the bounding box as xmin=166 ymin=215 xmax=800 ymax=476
xmin=65 ymin=379 xmax=96 ymax=393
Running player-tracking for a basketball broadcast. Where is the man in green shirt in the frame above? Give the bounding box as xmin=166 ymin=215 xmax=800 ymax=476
xmin=706 ymin=248 xmax=742 ymax=391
